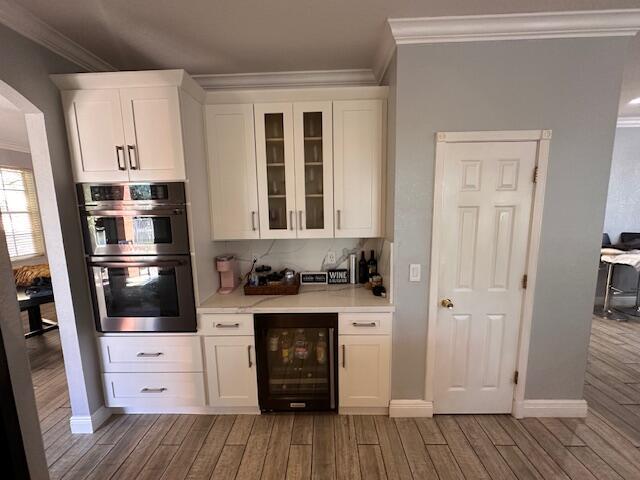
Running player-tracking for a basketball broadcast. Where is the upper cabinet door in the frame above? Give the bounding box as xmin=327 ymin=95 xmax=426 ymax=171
xmin=120 ymin=87 xmax=186 ymax=181
xmin=206 ymin=104 xmax=260 ymax=240
xmin=254 ymin=103 xmax=297 ymax=239
xmin=61 ymin=89 xmax=129 ymax=183
xmin=293 ymin=102 xmax=334 ymax=238
xmin=333 ymin=100 xmax=385 ymax=238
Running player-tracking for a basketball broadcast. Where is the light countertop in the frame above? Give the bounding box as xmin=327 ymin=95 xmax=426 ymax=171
xmin=197 ymin=284 xmax=394 ymax=314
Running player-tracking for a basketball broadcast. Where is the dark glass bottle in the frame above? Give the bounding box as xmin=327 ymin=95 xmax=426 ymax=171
xmin=368 ymin=250 xmax=377 ymax=279
xmin=358 ymin=251 xmax=368 ymax=284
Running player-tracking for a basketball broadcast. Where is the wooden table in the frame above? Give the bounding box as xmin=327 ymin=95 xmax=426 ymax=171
xmin=16 ymin=288 xmax=58 ymax=339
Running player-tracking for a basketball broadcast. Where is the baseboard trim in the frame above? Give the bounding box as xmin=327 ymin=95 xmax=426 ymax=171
xmin=108 ymin=406 xmax=261 ymax=415
xmin=512 ymin=399 xmax=588 ymax=418
xmin=389 ymin=400 xmax=434 ymax=418
xmin=339 ymin=406 xmax=389 ymax=416
xmin=69 ymin=405 xmax=112 ymax=434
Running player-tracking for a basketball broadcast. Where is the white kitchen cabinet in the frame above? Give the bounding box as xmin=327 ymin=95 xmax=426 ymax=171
xmin=61 ymin=89 xmax=129 ymax=183
xmin=60 ymin=85 xmax=186 ymax=183
xmin=339 ymin=334 xmax=391 ymax=408
xmin=204 ymin=336 xmax=258 ymax=408
xmin=293 ymin=102 xmax=334 ymax=238
xmin=254 ymin=103 xmax=297 ymax=238
xmin=206 ymin=104 xmax=260 ymax=240
xmin=333 ymin=99 xmax=385 ymax=238
xmin=120 ymin=87 xmax=186 ymax=181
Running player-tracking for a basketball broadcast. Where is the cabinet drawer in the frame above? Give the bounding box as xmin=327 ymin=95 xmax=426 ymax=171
xmin=102 ymin=372 xmax=205 ymax=408
xmin=339 ymin=313 xmax=392 ymax=335
xmin=98 ymin=336 xmax=203 ymax=373
xmin=198 ymin=314 xmax=254 ymax=336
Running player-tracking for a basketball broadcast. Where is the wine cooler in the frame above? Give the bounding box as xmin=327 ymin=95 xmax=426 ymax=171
xmin=254 ymin=313 xmax=338 ymax=412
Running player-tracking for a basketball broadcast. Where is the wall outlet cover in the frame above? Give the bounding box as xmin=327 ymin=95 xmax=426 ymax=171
xmin=327 ymin=251 xmax=336 ymax=264
xmin=409 ymin=264 xmax=421 ymax=282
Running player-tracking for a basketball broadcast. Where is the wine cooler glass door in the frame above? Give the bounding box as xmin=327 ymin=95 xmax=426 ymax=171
xmin=258 ymin=325 xmax=336 ymax=411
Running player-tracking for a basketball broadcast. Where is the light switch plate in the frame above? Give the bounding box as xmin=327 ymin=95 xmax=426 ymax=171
xmin=327 ymin=251 xmax=336 ymax=264
xmin=409 ymin=264 xmax=421 ymax=282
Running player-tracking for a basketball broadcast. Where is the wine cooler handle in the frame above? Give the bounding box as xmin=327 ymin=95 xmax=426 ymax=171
xmin=342 ymin=344 xmax=346 ymax=368
xmin=247 ymin=345 xmax=253 ymax=368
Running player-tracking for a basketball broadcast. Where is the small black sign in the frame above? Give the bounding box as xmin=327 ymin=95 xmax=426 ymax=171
xmin=300 ymin=272 xmax=328 ymax=284
xmin=327 ymin=269 xmax=349 ymax=284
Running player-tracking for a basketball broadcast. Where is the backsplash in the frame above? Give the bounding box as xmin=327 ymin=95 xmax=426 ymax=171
xmin=214 ymin=238 xmax=384 ymax=277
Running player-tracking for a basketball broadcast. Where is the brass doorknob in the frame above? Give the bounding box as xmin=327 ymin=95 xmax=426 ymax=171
xmin=440 ymin=298 xmax=454 ymax=309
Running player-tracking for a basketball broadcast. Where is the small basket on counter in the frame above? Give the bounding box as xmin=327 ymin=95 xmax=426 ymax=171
xmin=244 ymin=272 xmax=300 ymax=295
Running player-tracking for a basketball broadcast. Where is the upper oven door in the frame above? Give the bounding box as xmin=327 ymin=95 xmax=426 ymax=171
xmin=80 ymin=206 xmax=190 ymax=256
xmin=89 ymin=255 xmax=196 ymax=333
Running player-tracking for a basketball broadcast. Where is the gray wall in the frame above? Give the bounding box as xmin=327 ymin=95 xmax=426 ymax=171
xmin=0 ymin=24 xmax=105 ymax=417
xmin=391 ymin=37 xmax=628 ymax=400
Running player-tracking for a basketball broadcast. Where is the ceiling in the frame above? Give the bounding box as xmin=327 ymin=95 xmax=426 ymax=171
xmin=0 ymin=107 xmax=29 ymax=152
xmin=11 ymin=0 xmax=640 ymax=117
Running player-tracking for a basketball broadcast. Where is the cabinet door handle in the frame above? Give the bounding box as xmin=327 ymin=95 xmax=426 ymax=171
xmin=298 ymin=210 xmax=304 ymax=230
xmin=289 ymin=210 xmax=295 ymax=230
xmin=342 ymin=344 xmax=346 ymax=368
xmin=336 ymin=209 xmax=341 ymax=230
xmin=215 ymin=322 xmax=240 ymax=328
xmin=352 ymin=322 xmax=377 ymax=327
xmin=127 ymin=144 xmax=138 ymax=170
xmin=136 ymin=352 xmax=164 ymax=357
xmin=115 ymin=146 xmax=126 ymax=170
xmin=140 ymin=387 xmax=167 ymax=393
xmin=247 ymin=345 xmax=253 ymax=368
xmin=251 ymin=211 xmax=257 ymax=231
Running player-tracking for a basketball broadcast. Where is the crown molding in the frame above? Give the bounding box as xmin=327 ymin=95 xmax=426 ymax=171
xmin=194 ymin=69 xmax=377 ymax=90
xmin=373 ymin=22 xmax=397 ymax=82
xmin=376 ymin=9 xmax=640 ymax=81
xmin=0 ymin=0 xmax=115 ymax=72
xmin=0 ymin=140 xmax=29 ymax=153
xmin=617 ymin=116 xmax=640 ymax=128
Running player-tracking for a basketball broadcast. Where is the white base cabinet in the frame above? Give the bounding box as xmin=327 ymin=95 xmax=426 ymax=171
xmin=338 ymin=313 xmax=392 ymax=409
xmin=204 ymin=336 xmax=258 ymax=408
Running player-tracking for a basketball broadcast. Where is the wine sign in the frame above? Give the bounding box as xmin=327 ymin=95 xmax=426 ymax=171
xmin=327 ymin=269 xmax=349 ymax=284
xmin=300 ymin=272 xmax=328 ymax=284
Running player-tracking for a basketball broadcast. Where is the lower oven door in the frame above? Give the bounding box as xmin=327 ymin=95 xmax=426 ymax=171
xmin=89 ymin=255 xmax=196 ymax=332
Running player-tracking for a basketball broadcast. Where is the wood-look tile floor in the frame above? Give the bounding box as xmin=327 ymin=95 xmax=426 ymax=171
xmin=26 ymin=308 xmax=640 ymax=479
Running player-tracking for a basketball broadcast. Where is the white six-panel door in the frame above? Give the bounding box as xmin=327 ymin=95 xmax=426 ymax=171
xmin=206 ymin=104 xmax=260 ymax=240
xmin=434 ymin=141 xmax=537 ymax=414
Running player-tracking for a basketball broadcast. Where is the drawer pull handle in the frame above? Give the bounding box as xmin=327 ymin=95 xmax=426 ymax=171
xmin=215 ymin=322 xmax=240 ymax=328
xmin=136 ymin=352 xmax=164 ymax=357
xmin=141 ymin=387 xmax=167 ymax=393
xmin=352 ymin=322 xmax=377 ymax=327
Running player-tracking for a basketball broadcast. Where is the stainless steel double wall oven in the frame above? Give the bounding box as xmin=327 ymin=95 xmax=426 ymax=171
xmin=78 ymin=182 xmax=196 ymax=332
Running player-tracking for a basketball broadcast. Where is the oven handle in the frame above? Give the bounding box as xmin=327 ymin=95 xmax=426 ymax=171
xmin=90 ymin=259 xmax=184 ymax=268
xmin=82 ymin=208 xmax=185 ymax=217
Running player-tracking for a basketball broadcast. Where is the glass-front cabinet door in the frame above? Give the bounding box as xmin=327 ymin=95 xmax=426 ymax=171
xmin=254 ymin=103 xmax=297 ymax=239
xmin=293 ymin=102 xmax=334 ymax=238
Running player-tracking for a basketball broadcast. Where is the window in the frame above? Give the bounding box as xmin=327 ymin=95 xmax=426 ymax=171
xmin=0 ymin=167 xmax=44 ymax=260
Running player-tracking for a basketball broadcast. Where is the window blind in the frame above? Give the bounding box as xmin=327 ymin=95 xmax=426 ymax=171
xmin=0 ymin=167 xmax=44 ymax=260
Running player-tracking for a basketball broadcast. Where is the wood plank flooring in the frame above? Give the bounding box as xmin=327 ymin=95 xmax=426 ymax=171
xmin=26 ymin=310 xmax=640 ymax=479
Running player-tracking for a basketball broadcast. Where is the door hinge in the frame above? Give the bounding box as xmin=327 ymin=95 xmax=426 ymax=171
xmin=532 ymin=166 xmax=539 ymax=184
xmin=521 ymin=274 xmax=528 ymax=289
xmin=514 ymin=371 xmax=519 ymax=385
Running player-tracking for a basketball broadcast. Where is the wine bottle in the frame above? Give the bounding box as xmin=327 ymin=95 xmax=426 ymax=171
xmin=358 ymin=251 xmax=368 ymax=284
xmin=368 ymin=250 xmax=377 ymax=280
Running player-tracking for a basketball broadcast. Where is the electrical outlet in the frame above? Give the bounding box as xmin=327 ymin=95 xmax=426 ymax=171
xmin=409 ymin=264 xmax=421 ymax=282
xmin=327 ymin=251 xmax=336 ymax=264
